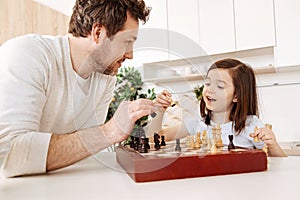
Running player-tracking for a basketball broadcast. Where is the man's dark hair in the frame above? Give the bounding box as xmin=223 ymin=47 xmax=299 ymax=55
xmin=69 ymin=0 xmax=151 ymax=38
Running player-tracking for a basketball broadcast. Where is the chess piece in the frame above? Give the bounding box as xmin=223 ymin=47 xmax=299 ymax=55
xmin=212 ymin=126 xmax=217 ymax=143
xmin=154 ymin=133 xmax=161 ymax=150
xmin=190 ymin=136 xmax=195 ymax=149
xmin=171 ymin=100 xmax=178 ymax=107
xmin=253 ymin=126 xmax=260 ymax=142
xmin=263 ymin=124 xmax=272 ymax=155
xmin=228 ymin=135 xmax=235 ymax=150
xmin=160 ymin=135 xmax=166 ymax=146
xmin=210 ymin=141 xmax=218 ymax=153
xmin=202 ymin=130 xmax=208 ymax=146
xmin=175 ymin=139 xmax=181 ymax=152
xmin=215 ymin=124 xmax=224 ymax=148
xmin=186 ymin=135 xmax=191 ymax=147
xmin=145 ymin=138 xmax=150 ymax=149
xmin=196 ymin=132 xmax=202 ymax=145
xmin=138 ymin=136 xmax=148 ymax=153
xmin=150 ymin=112 xmax=157 ymax=118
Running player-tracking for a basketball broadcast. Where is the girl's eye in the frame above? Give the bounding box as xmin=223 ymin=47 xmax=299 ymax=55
xmin=204 ymin=82 xmax=210 ymax=86
xmin=217 ymin=85 xmax=225 ymax=89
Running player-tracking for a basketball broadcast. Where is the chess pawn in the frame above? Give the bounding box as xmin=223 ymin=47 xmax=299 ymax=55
xmin=228 ymin=135 xmax=235 ymax=150
xmin=210 ymin=141 xmax=218 ymax=153
xmin=154 ymin=133 xmax=161 ymax=150
xmin=186 ymin=136 xmax=191 ymax=147
xmin=190 ymin=136 xmax=195 ymax=149
xmin=175 ymin=139 xmax=181 ymax=152
xmin=160 ymin=135 xmax=166 ymax=146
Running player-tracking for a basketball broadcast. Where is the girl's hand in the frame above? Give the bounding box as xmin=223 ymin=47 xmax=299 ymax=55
xmin=250 ymin=127 xmax=277 ymax=147
xmin=154 ymin=90 xmax=172 ymax=110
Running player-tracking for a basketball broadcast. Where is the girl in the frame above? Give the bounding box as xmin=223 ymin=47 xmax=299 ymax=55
xmin=150 ymin=58 xmax=286 ymax=157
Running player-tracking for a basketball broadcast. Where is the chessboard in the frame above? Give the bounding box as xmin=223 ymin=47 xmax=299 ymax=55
xmin=116 ymin=141 xmax=268 ymax=183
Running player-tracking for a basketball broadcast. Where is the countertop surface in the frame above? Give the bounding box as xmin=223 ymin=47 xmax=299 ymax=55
xmin=0 ymin=152 xmax=299 ymax=200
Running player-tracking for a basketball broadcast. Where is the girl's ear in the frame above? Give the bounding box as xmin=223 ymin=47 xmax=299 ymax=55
xmin=233 ymin=95 xmax=238 ymax=103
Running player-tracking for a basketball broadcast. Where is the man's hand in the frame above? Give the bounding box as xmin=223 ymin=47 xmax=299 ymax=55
xmin=103 ymin=99 xmax=157 ymax=143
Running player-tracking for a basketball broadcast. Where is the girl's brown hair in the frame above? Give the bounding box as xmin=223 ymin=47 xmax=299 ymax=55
xmin=69 ymin=0 xmax=151 ymax=38
xmin=200 ymin=58 xmax=258 ymax=134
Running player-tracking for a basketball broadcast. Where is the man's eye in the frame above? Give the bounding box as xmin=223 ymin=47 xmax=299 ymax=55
xmin=125 ymin=41 xmax=132 ymax=45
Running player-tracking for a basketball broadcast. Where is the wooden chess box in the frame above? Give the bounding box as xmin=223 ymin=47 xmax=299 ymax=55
xmin=116 ymin=145 xmax=268 ymax=183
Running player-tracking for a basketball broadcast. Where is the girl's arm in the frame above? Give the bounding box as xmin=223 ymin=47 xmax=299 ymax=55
xmin=250 ymin=127 xmax=287 ymax=157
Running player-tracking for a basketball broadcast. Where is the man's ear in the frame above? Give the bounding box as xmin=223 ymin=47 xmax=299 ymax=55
xmin=91 ymin=23 xmax=104 ymax=44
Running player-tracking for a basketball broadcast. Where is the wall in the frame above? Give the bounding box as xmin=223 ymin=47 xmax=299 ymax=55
xmin=0 ymin=0 xmax=70 ymax=44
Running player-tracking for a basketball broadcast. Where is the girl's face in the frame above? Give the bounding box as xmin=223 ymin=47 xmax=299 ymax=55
xmin=203 ymin=68 xmax=237 ymax=113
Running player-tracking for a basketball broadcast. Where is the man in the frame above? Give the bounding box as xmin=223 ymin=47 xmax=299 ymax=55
xmin=0 ymin=0 xmax=155 ymax=177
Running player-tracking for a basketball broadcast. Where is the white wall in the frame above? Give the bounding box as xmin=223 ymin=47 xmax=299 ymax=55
xmin=33 ymin=0 xmax=75 ymax=16
xmin=256 ymin=70 xmax=300 ymax=142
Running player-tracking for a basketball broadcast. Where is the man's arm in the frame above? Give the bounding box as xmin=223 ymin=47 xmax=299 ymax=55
xmin=46 ymin=100 xmax=156 ymax=171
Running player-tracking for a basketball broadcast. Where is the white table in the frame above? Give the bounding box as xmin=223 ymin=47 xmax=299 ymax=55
xmin=0 ymin=152 xmax=299 ymax=200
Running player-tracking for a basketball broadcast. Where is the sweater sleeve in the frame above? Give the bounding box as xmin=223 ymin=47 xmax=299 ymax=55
xmin=0 ymin=36 xmax=52 ymax=177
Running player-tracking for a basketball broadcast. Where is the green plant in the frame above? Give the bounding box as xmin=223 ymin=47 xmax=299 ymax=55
xmin=106 ymin=66 xmax=156 ymax=133
xmin=193 ymin=84 xmax=204 ymax=101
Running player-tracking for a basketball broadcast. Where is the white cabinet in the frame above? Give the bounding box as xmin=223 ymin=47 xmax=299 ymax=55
xmin=274 ymin=0 xmax=300 ymax=67
xmin=198 ymin=0 xmax=235 ymax=55
xmin=198 ymin=0 xmax=275 ymax=55
xmin=167 ymin=0 xmax=204 ymax=60
xmin=234 ymin=0 xmax=276 ymax=51
xmin=124 ymin=0 xmax=169 ymax=67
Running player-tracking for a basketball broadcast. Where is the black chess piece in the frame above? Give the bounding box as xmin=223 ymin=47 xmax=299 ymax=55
xmin=228 ymin=135 xmax=235 ymax=150
xmin=138 ymin=136 xmax=148 ymax=153
xmin=154 ymin=133 xmax=161 ymax=150
xmin=160 ymin=135 xmax=166 ymax=146
xmin=150 ymin=112 xmax=157 ymax=118
xmin=145 ymin=138 xmax=150 ymax=149
xmin=175 ymin=139 xmax=181 ymax=152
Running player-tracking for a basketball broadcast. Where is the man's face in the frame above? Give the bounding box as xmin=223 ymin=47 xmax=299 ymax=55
xmin=91 ymin=13 xmax=139 ymax=76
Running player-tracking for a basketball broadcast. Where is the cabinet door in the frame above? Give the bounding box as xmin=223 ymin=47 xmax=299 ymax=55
xmin=234 ymin=0 xmax=275 ymax=51
xmin=124 ymin=0 xmax=169 ymax=67
xmin=198 ymin=0 xmax=235 ymax=55
xmin=274 ymin=0 xmax=300 ymax=67
xmin=167 ymin=0 xmax=202 ymax=60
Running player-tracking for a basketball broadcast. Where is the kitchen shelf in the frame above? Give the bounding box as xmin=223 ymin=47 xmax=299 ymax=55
xmin=142 ymin=47 xmax=276 ymax=84
xmin=143 ymin=65 xmax=276 ymax=84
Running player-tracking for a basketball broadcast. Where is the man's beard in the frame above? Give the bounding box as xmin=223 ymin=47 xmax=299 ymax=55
xmin=80 ymin=43 xmax=120 ymax=76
